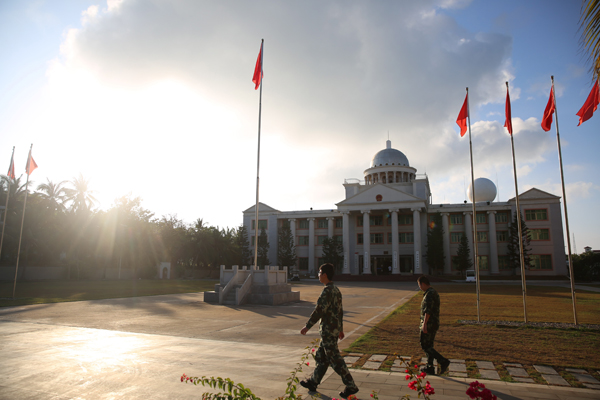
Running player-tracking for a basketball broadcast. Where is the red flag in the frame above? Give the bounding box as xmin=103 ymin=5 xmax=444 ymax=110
xmin=541 ymin=86 xmax=555 ymax=132
xmin=25 ymin=153 xmax=38 ymax=175
xmin=456 ymin=92 xmax=468 ymax=137
xmin=576 ymin=80 xmax=599 ymax=126
xmin=504 ymin=86 xmax=513 ymax=135
xmin=252 ymin=41 xmax=263 ymax=90
xmin=7 ymin=155 xmax=15 ymax=180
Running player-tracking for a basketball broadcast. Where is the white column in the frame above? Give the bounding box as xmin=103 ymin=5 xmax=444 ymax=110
xmin=412 ymin=208 xmax=421 ymax=274
xmin=463 ymin=212 xmax=474 ymax=266
xmin=342 ymin=212 xmax=350 ymax=274
xmin=488 ymin=211 xmax=499 ymax=274
xmin=308 ymin=218 xmax=316 ymax=276
xmin=390 ymin=209 xmax=400 ymax=274
xmin=327 ymin=217 xmax=335 ymax=238
xmin=362 ymin=210 xmax=371 ymax=274
xmin=289 ymin=219 xmax=296 ymax=241
xmin=441 ymin=212 xmax=451 ymax=274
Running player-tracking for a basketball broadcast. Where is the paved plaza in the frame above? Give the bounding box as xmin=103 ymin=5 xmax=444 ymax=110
xmin=0 ymin=281 xmax=598 ymax=400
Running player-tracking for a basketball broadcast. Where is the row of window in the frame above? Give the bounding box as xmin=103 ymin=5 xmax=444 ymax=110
xmin=450 ymin=229 xmax=550 ymax=243
xmin=451 ymin=254 xmax=553 ymax=271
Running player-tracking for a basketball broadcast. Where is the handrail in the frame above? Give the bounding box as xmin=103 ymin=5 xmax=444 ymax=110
xmin=236 ymin=273 xmax=253 ymax=305
xmin=219 ymin=269 xmax=238 ymax=304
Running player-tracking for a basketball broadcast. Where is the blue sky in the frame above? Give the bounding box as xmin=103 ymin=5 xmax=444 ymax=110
xmin=1 ymin=0 xmax=598 ymax=251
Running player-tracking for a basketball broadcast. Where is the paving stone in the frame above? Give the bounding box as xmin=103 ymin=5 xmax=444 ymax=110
xmin=533 ymin=365 xmax=558 ymax=375
xmin=420 ymin=358 xmax=437 ymax=366
xmin=571 ymin=373 xmax=600 ymax=384
xmin=361 ymin=361 xmax=382 ymax=370
xmin=449 ymin=359 xmax=465 ymax=363
xmin=368 ymin=354 xmax=387 ymax=363
xmin=390 ymin=366 xmax=407 ymax=373
xmin=504 ymin=362 xmax=523 ymax=367
xmin=565 ymin=368 xmax=589 ymax=374
xmin=583 ymin=383 xmax=600 ymax=390
xmin=449 ymin=371 xmax=468 ymax=378
xmin=513 ymin=377 xmax=535 ymax=383
xmin=542 ymin=374 xmax=570 ymax=386
xmin=449 ymin=363 xmax=467 ymax=373
xmin=479 ymin=369 xmax=501 ymax=380
xmin=344 ymin=356 xmax=360 ymax=365
xmin=476 ymin=361 xmax=495 ymax=370
xmin=392 ymin=357 xmax=411 ymax=367
xmin=347 ymin=353 xmax=362 ymax=357
xmin=506 ymin=367 xmax=529 ymax=377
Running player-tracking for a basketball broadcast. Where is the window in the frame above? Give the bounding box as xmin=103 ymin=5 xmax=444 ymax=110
xmin=477 ymin=255 xmax=489 ymax=270
xmin=476 ymin=213 xmax=487 ymax=224
xmin=317 ymin=236 xmax=327 ymax=245
xmin=399 ymin=232 xmax=414 ymax=243
xmin=399 ymin=214 xmax=413 ymax=225
xmin=450 ymin=214 xmax=463 ymax=224
xmin=357 ymin=233 xmax=363 ymax=244
xmin=476 ymin=231 xmax=488 ymax=242
xmin=250 ymin=235 xmax=267 ymax=247
xmin=370 ymin=233 xmax=384 ymax=244
xmin=529 ymin=229 xmax=550 ymax=241
xmin=530 ymin=255 xmax=552 ymax=270
xmin=525 ymin=209 xmax=547 ymax=221
xmin=370 ymin=216 xmax=383 ymax=226
xmin=451 ymin=232 xmax=464 ymax=243
xmin=252 ymin=220 xmax=268 ymax=230
xmin=299 ymin=258 xmax=308 ymax=271
xmin=333 ymin=235 xmax=343 ymax=243
xmin=298 ymin=236 xmax=309 ymax=246
xmin=317 ymin=219 xmax=328 ymax=229
xmin=495 ymin=212 xmax=509 ymax=223
xmin=357 ymin=216 xmax=363 ymax=227
xmin=335 ymin=218 xmax=343 ymax=228
xmin=496 ymin=231 xmax=508 ymax=242
xmin=498 ymin=255 xmax=511 ymax=271
xmin=317 ymin=257 xmax=324 ymax=267
xmin=387 ymin=232 xmax=392 ymax=244
xmin=298 ymin=220 xmax=309 ymax=229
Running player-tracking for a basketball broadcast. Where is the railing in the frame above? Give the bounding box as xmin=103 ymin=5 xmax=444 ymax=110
xmin=236 ymin=273 xmax=253 ymax=306
xmin=344 ymin=178 xmax=364 ymax=185
xmin=219 ymin=265 xmax=238 ymax=304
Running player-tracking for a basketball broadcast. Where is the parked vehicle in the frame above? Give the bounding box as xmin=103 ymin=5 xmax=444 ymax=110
xmin=465 ymin=270 xmax=476 ymax=282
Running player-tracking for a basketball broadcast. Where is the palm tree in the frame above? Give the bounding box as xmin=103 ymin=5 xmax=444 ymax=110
xmin=581 ymin=0 xmax=600 ymax=79
xmin=64 ymin=174 xmax=98 ymax=213
xmin=37 ymin=179 xmax=67 ymax=212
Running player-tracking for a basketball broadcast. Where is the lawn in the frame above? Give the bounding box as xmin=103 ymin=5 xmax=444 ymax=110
xmin=0 ymin=279 xmax=216 ymax=307
xmin=344 ymin=284 xmax=600 ymax=370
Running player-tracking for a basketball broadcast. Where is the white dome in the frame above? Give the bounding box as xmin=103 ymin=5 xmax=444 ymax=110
xmin=370 ymin=140 xmax=410 ymax=167
xmin=467 ymin=178 xmax=497 ymax=202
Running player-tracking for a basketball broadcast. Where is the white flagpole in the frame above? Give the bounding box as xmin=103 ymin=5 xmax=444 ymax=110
xmin=13 ymin=144 xmax=33 ymax=299
xmin=253 ymin=39 xmax=264 ymax=269
xmin=465 ymin=88 xmax=481 ymax=322
xmin=0 ymin=146 xmax=15 ymax=264
xmin=551 ymin=76 xmax=577 ymax=325
xmin=506 ymin=82 xmax=528 ymax=323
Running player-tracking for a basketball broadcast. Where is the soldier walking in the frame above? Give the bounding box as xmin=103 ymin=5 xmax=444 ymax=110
xmin=300 ymin=263 xmax=359 ymax=399
xmin=418 ymin=275 xmax=450 ymax=375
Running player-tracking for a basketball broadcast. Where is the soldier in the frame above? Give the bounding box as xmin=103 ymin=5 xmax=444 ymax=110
xmin=418 ymin=275 xmax=450 ymax=375
xmin=300 ymin=263 xmax=359 ymax=399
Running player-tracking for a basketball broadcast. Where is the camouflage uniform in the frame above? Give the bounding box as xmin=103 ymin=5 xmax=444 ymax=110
xmin=420 ymin=286 xmax=448 ymax=369
xmin=305 ymin=282 xmax=357 ymax=390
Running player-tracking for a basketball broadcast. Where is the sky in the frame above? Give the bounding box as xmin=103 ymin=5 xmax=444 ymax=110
xmin=1 ymin=0 xmax=598 ymax=251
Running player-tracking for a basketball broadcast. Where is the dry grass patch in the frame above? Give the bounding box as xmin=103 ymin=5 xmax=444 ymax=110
xmin=345 ymin=284 xmax=600 ymax=369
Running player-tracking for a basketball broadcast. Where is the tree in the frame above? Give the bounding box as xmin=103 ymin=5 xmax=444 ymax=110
xmin=455 ymin=234 xmax=472 ymax=277
xmin=580 ymin=0 xmax=600 ymax=80
xmin=506 ymin=211 xmax=532 ymax=274
xmin=277 ymin=224 xmax=296 ymax=270
xmin=235 ymin=225 xmax=252 ymax=266
xmin=425 ymin=212 xmax=445 ymax=275
xmin=36 ymin=179 xmax=67 ymax=212
xmin=257 ymin=227 xmax=270 ymax=267
xmin=321 ymin=237 xmax=344 ymax=273
xmin=64 ymin=174 xmax=98 ymax=214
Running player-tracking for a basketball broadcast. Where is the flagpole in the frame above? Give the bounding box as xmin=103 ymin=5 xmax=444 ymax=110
xmin=0 ymin=146 xmax=15 ymax=263
xmin=253 ymin=39 xmax=264 ymax=270
xmin=13 ymin=144 xmax=33 ymax=299
xmin=465 ymin=88 xmax=481 ymax=322
xmin=551 ymin=76 xmax=577 ymax=325
xmin=506 ymin=82 xmax=528 ymax=323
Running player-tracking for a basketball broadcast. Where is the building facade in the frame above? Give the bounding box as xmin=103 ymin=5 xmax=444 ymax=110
xmin=243 ymin=140 xmax=567 ymax=277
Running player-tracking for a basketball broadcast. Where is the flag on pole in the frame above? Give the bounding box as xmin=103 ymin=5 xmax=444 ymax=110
xmin=504 ymin=86 xmax=513 ymax=135
xmin=7 ymin=154 xmax=15 ymax=180
xmin=576 ymin=80 xmax=599 ymax=126
xmin=25 ymin=151 xmax=38 ymax=175
xmin=252 ymin=41 xmax=264 ymax=90
xmin=456 ymin=92 xmax=468 ymax=137
xmin=541 ymin=85 xmax=555 ymax=132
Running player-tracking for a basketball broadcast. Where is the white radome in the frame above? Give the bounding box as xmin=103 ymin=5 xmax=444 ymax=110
xmin=467 ymin=177 xmax=497 ymax=203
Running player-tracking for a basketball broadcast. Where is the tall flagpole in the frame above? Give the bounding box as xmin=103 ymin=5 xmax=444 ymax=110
xmin=0 ymin=146 xmax=15 ymax=263
xmin=465 ymin=88 xmax=481 ymax=322
xmin=551 ymin=76 xmax=577 ymax=325
xmin=13 ymin=144 xmax=33 ymax=299
xmin=253 ymin=39 xmax=264 ymax=269
xmin=506 ymin=82 xmax=528 ymax=323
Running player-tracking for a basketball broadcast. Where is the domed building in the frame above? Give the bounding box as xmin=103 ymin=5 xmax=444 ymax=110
xmin=244 ymin=140 xmax=567 ymax=278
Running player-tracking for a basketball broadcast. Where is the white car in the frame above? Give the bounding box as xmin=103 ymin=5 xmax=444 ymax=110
xmin=465 ymin=270 xmax=476 ymax=282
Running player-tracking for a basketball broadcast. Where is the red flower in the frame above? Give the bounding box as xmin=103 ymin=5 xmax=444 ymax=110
xmin=418 ymin=372 xmax=426 ymax=378
xmin=405 ymin=374 xmax=411 ymax=380
xmin=408 ymin=380 xmax=418 ymax=391
xmin=424 ymin=382 xmax=435 ymax=395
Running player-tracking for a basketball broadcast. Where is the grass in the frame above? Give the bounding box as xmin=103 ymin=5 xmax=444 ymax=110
xmin=344 ymin=284 xmax=600 ymax=370
xmin=0 ymin=279 xmax=216 ymax=307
